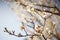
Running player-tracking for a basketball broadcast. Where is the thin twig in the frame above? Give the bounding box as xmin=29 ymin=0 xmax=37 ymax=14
xmin=4 ymin=27 xmax=40 ymax=37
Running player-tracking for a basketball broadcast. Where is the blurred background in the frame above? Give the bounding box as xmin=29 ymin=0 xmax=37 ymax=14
xmin=0 ymin=0 xmax=60 ymax=40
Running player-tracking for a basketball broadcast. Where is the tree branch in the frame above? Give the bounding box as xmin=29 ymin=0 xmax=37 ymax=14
xmin=20 ymin=2 xmax=60 ymax=16
xmin=4 ymin=27 xmax=40 ymax=37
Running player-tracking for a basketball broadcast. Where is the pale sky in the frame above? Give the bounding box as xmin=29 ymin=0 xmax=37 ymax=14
xmin=0 ymin=0 xmax=25 ymax=40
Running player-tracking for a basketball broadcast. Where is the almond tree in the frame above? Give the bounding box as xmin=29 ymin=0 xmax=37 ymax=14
xmin=3 ymin=0 xmax=60 ymax=40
